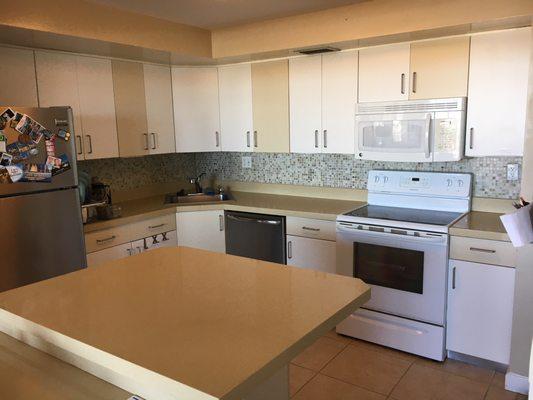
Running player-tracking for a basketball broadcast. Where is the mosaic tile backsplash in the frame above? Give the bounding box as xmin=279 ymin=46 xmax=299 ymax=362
xmin=78 ymin=152 xmax=522 ymax=199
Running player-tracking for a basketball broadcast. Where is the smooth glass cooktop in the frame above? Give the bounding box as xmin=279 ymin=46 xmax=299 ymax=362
xmin=343 ymin=205 xmax=463 ymax=226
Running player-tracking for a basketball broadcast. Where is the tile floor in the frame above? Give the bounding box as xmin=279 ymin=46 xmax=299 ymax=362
xmin=290 ymin=330 xmax=528 ymax=400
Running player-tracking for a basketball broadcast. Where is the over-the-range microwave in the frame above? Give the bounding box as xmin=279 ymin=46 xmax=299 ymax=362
xmin=355 ymin=97 xmax=466 ymax=162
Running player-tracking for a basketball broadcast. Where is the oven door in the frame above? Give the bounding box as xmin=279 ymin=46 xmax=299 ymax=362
xmin=356 ymin=112 xmax=433 ymax=162
xmin=336 ymin=222 xmax=448 ymax=325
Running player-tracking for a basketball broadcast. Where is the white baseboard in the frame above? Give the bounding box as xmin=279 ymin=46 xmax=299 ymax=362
xmin=505 ymin=372 xmax=529 ymax=395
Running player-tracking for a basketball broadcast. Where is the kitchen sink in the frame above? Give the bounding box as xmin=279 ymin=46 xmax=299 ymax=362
xmin=164 ymin=193 xmax=230 ymax=204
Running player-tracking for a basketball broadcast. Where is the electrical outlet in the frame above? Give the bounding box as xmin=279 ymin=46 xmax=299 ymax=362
xmin=507 ymin=164 xmax=520 ymax=181
xmin=242 ymin=156 xmax=252 ymax=169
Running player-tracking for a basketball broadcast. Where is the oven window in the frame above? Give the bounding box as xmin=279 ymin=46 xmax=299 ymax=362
xmin=354 ymin=242 xmax=424 ymax=294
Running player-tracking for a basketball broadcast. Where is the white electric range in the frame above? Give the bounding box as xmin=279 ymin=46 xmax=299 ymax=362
xmin=336 ymin=170 xmax=472 ymax=361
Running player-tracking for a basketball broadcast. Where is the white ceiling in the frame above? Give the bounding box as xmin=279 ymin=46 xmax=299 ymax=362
xmin=87 ymin=0 xmax=365 ymax=29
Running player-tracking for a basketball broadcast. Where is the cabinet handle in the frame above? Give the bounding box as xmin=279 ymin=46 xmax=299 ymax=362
xmin=96 ymin=235 xmax=116 ymax=244
xmin=469 ymin=247 xmax=496 ymax=254
xmin=148 ymin=223 xmax=166 ymax=229
xmin=323 ymin=130 xmax=328 ymax=148
xmin=452 ymin=266 xmax=456 ymax=289
xmin=215 ymin=131 xmax=220 ymax=147
xmin=143 ymin=133 xmax=149 ymax=150
xmin=287 ymin=240 xmax=292 ymax=259
xmin=219 ymin=214 xmax=224 ymax=231
xmin=151 ymin=133 xmax=157 ymax=150
xmin=412 ymin=72 xmax=417 ymax=93
xmin=86 ymin=134 xmax=93 ymax=154
xmin=253 ymin=130 xmax=258 ymax=148
xmin=314 ymin=130 xmax=319 ymax=148
xmin=302 ymin=226 xmax=320 ymax=232
xmin=246 ymin=131 xmax=251 ymax=147
xmin=76 ymin=135 xmax=83 ymax=155
xmin=127 ymin=248 xmax=132 ymax=256
xmin=400 ymin=73 xmax=405 ymax=94
xmin=469 ymin=128 xmax=474 ymax=150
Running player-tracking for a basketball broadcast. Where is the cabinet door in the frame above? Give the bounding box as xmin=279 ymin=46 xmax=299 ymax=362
xmin=447 ymin=259 xmax=515 ymax=364
xmin=218 ymin=64 xmax=253 ymax=152
xmin=409 ymin=37 xmax=470 ymax=100
xmin=251 ymin=60 xmax=290 ymax=153
xmin=286 ymin=235 xmax=336 ymax=274
xmin=130 ymin=239 xmax=145 ymax=256
xmin=466 ymin=28 xmax=531 ymax=156
xmin=176 ymin=211 xmax=225 ymax=253
xmin=172 ymin=67 xmax=220 ymax=152
xmin=112 ymin=60 xmax=149 ymax=157
xmin=358 ymin=43 xmax=410 ymax=102
xmin=86 ymin=242 xmax=132 ymax=267
xmin=321 ymin=51 xmax=357 ymax=154
xmin=76 ymin=56 xmax=119 ymax=160
xmin=143 ymin=64 xmax=175 ymax=154
xmin=289 ymin=56 xmax=322 ymax=153
xmin=35 ymin=51 xmax=85 ymax=160
xmin=0 ymin=47 xmax=38 ymax=107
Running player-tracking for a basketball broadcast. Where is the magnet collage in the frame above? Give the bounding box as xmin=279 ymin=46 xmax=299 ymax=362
xmin=0 ymin=108 xmax=71 ymax=184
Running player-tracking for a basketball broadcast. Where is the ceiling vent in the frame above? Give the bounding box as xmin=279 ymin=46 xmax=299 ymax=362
xmin=295 ymin=46 xmax=340 ymax=55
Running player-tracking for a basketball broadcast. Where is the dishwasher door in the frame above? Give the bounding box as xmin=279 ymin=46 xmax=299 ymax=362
xmin=225 ymin=211 xmax=286 ymax=264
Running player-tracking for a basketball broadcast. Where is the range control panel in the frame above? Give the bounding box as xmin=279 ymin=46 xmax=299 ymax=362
xmin=368 ymin=170 xmax=472 ymax=198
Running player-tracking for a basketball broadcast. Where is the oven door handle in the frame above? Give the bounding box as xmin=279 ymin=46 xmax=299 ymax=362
xmin=336 ymin=225 xmax=447 ymax=244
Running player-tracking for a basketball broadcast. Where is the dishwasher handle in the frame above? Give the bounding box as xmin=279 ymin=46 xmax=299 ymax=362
xmin=226 ymin=214 xmax=282 ymax=225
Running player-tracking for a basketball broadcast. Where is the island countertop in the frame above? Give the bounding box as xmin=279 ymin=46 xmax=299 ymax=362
xmin=0 ymin=247 xmax=370 ymax=400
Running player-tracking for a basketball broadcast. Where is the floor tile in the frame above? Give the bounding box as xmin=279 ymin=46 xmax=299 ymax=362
xmin=292 ymin=373 xmax=386 ymax=400
xmin=484 ymin=386 xmax=519 ymax=400
xmin=321 ymin=342 xmax=412 ymax=395
xmin=416 ymin=357 xmax=495 ymax=384
xmin=514 ymin=394 xmax=527 ymax=400
xmin=292 ymin=337 xmax=347 ymax=372
xmin=289 ymin=364 xmax=316 ymax=397
xmin=490 ymin=372 xmax=507 ymax=389
xmin=390 ymin=363 xmax=489 ymax=400
xmin=350 ymin=339 xmax=419 ymax=363
xmin=323 ymin=329 xmax=352 ymax=345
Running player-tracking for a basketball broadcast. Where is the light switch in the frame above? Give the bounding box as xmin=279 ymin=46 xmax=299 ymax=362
xmin=506 ymin=164 xmax=520 ymax=181
xmin=242 ymin=156 xmax=252 ymax=169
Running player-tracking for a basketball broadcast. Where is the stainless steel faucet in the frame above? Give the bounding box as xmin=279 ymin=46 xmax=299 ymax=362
xmin=189 ymin=172 xmax=206 ymax=194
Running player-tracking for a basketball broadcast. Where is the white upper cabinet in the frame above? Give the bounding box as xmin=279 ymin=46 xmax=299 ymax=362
xmin=290 ymin=52 xmax=357 ymax=154
xmin=35 ymin=51 xmax=85 ymax=159
xmin=321 ymin=51 xmax=357 ymax=154
xmin=358 ymin=43 xmax=410 ymax=103
xmin=172 ymin=67 xmax=221 ymax=153
xmin=76 ymin=56 xmax=119 ymax=160
xmin=289 ymin=55 xmax=323 ymax=153
xmin=218 ymin=64 xmax=254 ymax=152
xmin=0 ymin=47 xmax=38 ymax=107
xmin=143 ymin=64 xmax=175 ymax=154
xmin=466 ymin=28 xmax=531 ymax=157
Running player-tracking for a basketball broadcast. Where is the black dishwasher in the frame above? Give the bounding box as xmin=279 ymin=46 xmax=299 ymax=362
xmin=225 ymin=211 xmax=286 ymax=264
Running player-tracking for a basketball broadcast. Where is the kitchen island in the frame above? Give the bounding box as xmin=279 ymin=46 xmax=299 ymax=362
xmin=0 ymin=247 xmax=370 ymax=400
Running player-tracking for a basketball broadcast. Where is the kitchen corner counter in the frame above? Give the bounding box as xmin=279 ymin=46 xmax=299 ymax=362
xmin=84 ymin=191 xmax=363 ymax=233
xmin=450 ymin=211 xmax=510 ymax=242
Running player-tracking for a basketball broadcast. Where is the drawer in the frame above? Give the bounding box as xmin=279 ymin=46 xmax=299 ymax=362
xmin=286 ymin=217 xmax=336 ymax=241
xmin=450 ymin=236 xmax=516 ymax=267
xmin=86 ymin=214 xmax=176 ymax=253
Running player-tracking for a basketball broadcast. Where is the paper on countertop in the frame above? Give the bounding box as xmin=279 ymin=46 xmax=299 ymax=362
xmin=500 ymin=204 xmax=533 ymax=248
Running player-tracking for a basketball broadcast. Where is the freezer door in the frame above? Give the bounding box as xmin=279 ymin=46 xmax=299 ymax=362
xmin=0 ymin=106 xmax=78 ymax=197
xmin=0 ymin=188 xmax=86 ymax=292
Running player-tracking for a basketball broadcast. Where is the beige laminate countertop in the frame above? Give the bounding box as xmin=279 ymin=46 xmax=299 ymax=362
xmin=0 ymin=247 xmax=370 ymax=400
xmin=449 ymin=211 xmax=510 ymax=242
xmin=0 ymin=332 xmax=131 ymax=400
xmin=84 ymin=191 xmax=364 ymax=233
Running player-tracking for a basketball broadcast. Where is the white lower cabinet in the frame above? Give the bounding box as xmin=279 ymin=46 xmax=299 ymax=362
xmin=86 ymin=242 xmax=133 ymax=267
xmin=446 ymin=259 xmax=515 ymax=364
xmin=176 ymin=211 xmax=226 ymax=253
xmin=286 ymin=235 xmax=336 ymax=273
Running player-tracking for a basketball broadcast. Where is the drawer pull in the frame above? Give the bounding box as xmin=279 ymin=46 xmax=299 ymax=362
xmin=148 ymin=223 xmax=166 ymax=229
xmin=302 ymin=226 xmax=320 ymax=232
xmin=96 ymin=235 xmax=116 ymax=244
xmin=469 ymin=247 xmax=496 ymax=254
xmin=287 ymin=241 xmax=292 ymax=259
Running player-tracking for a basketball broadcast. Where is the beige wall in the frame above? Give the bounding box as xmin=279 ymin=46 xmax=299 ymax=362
xmin=211 ymin=0 xmax=533 ymax=58
xmin=509 ymin=21 xmax=533 ymax=384
xmin=0 ymin=0 xmax=212 ymax=58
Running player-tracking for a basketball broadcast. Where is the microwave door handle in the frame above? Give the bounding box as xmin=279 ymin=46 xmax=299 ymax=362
xmin=424 ymin=113 xmax=431 ymax=158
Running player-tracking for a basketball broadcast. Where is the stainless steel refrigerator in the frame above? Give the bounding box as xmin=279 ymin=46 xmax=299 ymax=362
xmin=0 ymin=106 xmax=86 ymax=293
